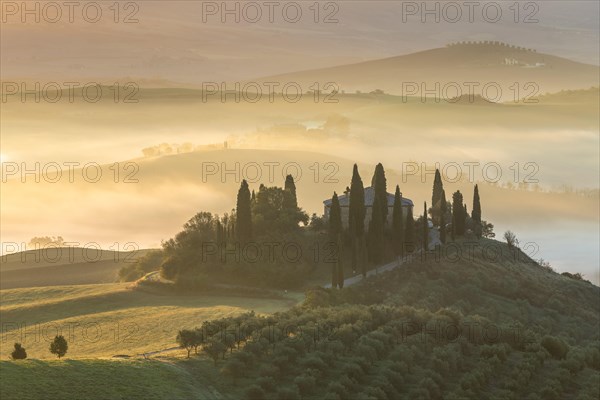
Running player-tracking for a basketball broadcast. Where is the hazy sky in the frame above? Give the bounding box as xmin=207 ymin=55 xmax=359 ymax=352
xmin=1 ymin=1 xmax=599 ymax=85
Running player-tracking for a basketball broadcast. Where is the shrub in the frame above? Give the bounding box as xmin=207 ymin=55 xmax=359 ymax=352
xmin=258 ymin=364 xmax=281 ymax=379
xmin=221 ymin=358 xmax=245 ymax=383
xmin=304 ymin=288 xmax=331 ymax=308
xmin=10 ymin=343 xmax=27 ymax=360
xmin=293 ymin=374 xmax=316 ymax=395
xmin=541 ymin=336 xmax=569 ymax=360
xmin=327 ymin=381 xmax=348 ymax=398
xmin=49 ymin=335 xmax=68 ymax=358
xmin=342 ymin=362 xmax=363 ymax=381
xmin=503 ymin=231 xmax=518 ymax=248
xmin=300 ymin=354 xmax=328 ymax=373
xmin=244 ymin=385 xmax=266 ymax=400
xmin=323 ymin=392 xmax=341 ymax=400
xmin=277 ymin=387 xmax=301 ymax=400
xmin=255 ymin=376 xmax=276 ymax=392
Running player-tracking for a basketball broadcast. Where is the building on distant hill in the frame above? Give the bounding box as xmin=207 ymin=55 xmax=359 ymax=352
xmin=323 ymin=186 xmax=414 ymax=229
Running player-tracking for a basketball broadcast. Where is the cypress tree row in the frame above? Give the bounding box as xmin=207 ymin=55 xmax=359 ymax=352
xmin=236 ymin=180 xmax=253 ymax=244
xmin=392 ymin=185 xmax=404 ymax=257
xmin=329 ymin=192 xmax=343 ymax=288
xmin=472 ymin=184 xmax=481 ymax=223
xmin=349 ymin=164 xmax=366 ymax=276
xmin=431 ymin=169 xmax=444 ymax=226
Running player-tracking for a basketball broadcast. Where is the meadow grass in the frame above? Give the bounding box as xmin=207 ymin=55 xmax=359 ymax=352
xmin=0 ymin=358 xmax=218 ymax=400
xmin=0 ymin=283 xmax=297 ymax=359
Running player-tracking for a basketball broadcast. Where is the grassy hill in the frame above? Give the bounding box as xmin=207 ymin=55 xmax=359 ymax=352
xmin=0 ymin=248 xmax=154 ymax=290
xmin=174 ymin=239 xmax=598 ymax=399
xmin=1 ymin=240 xmax=597 ymax=399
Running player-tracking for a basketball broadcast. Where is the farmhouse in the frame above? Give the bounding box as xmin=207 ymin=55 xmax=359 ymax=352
xmin=323 ymin=186 xmax=414 ymax=229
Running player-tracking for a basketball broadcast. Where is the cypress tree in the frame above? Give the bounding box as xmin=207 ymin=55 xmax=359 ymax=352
xmin=329 ymin=192 xmax=342 ymax=238
xmin=452 ymin=190 xmax=465 ymax=237
xmin=336 ymin=234 xmax=344 ymax=288
xmin=392 ymin=185 xmax=404 ymax=257
xmin=440 ymin=190 xmax=447 ymax=244
xmin=404 ymin=206 xmax=415 ymax=253
xmin=368 ymin=195 xmax=384 ymax=265
xmin=423 ymin=201 xmax=429 ymax=251
xmin=329 ymin=192 xmax=343 ymax=288
xmin=371 ymin=163 xmax=388 ymax=224
xmin=215 ymin=220 xmax=223 ymax=247
xmin=236 ymin=180 xmax=253 ymax=244
xmin=283 ymin=174 xmax=298 ymax=210
xmin=472 ymin=184 xmax=481 ymax=223
xmin=349 ymin=165 xmax=366 ymax=237
xmin=431 ymin=169 xmax=444 ymax=226
xmin=361 ymin=235 xmax=368 ymax=276
xmin=349 ymin=164 xmax=366 ymax=275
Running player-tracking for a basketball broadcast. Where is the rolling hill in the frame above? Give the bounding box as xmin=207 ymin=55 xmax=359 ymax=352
xmin=1 ymin=240 xmax=598 ymax=399
xmin=0 ymin=282 xmax=297 ymax=359
xmin=253 ymin=43 xmax=600 ymax=100
xmin=0 ymin=248 xmax=152 ymax=289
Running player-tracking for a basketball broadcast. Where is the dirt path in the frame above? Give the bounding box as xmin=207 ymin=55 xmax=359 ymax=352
xmin=324 ymin=254 xmax=415 ymax=288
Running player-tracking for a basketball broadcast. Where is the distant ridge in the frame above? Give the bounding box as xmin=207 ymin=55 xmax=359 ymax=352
xmin=251 ymin=44 xmax=599 ymax=101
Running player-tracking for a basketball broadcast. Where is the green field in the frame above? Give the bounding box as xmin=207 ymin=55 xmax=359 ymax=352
xmin=0 ymin=283 xmax=297 ymax=359
xmin=0 ymin=358 xmax=223 ymax=400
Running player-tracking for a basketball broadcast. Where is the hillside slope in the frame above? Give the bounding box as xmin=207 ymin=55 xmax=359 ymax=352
xmin=254 ymin=43 xmax=600 ymax=99
xmin=0 ymin=283 xmax=296 ymax=359
xmin=0 ymin=359 xmax=218 ymax=400
xmin=0 ymin=248 xmax=152 ymax=289
xmin=1 ymin=240 xmax=598 ymax=399
xmin=167 ymin=239 xmax=600 ymax=399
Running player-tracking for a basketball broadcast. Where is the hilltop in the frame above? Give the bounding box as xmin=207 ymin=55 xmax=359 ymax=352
xmin=2 ymin=147 xmax=598 ymax=284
